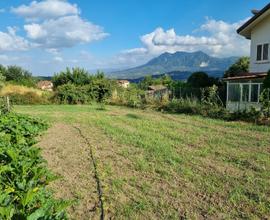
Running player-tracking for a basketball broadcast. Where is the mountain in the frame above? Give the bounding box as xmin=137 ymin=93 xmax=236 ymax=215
xmin=128 ymin=70 xmax=225 ymax=83
xmin=109 ymin=51 xmax=238 ymax=79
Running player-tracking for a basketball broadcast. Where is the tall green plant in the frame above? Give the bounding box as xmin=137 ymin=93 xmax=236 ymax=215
xmin=260 ymin=88 xmax=270 ymax=118
xmin=201 ymin=85 xmax=223 ymax=106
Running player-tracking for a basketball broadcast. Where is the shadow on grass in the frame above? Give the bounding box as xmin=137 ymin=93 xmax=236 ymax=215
xmin=126 ymin=113 xmax=140 ymax=119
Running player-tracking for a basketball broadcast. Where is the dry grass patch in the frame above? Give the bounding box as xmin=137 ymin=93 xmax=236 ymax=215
xmin=0 ymin=84 xmax=44 ymax=96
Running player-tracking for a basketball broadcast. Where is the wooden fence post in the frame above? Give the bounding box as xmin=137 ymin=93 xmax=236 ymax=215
xmin=6 ymin=96 xmax=10 ymax=112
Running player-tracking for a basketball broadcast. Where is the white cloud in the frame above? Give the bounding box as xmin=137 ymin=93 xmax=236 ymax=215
xmin=11 ymin=0 xmax=79 ymax=21
xmin=118 ymin=18 xmax=250 ymax=66
xmin=200 ymin=61 xmax=209 ymax=67
xmin=0 ymin=9 xmax=5 ymax=13
xmin=53 ymin=56 xmax=63 ymax=62
xmin=0 ymin=27 xmax=31 ymax=51
xmin=24 ymin=15 xmax=108 ymax=49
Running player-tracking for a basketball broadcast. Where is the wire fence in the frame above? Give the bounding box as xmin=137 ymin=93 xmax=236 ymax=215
xmin=169 ymin=86 xmax=227 ymax=105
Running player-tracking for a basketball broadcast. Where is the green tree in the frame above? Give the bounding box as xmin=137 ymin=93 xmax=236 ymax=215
xmin=138 ymin=75 xmax=154 ymax=90
xmin=263 ymin=70 xmax=270 ymax=89
xmin=3 ymin=65 xmax=35 ymax=87
xmin=0 ymin=65 xmax=5 ymax=90
xmin=187 ymin=72 xmax=217 ymax=88
xmin=224 ymin=57 xmax=250 ymax=78
xmin=160 ymin=74 xmax=173 ymax=87
xmin=52 ymin=68 xmax=91 ymax=88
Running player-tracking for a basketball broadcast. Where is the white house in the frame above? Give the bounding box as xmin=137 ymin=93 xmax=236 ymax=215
xmin=117 ymin=80 xmax=130 ymax=88
xmin=224 ymin=3 xmax=270 ymax=112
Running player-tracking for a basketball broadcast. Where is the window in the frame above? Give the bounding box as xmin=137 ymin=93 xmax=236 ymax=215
xmin=228 ymin=83 xmax=262 ymax=103
xmin=228 ymin=84 xmax=240 ymax=102
xmin=251 ymin=84 xmax=259 ymax=102
xmin=257 ymin=43 xmax=269 ymax=61
xmin=257 ymin=45 xmax=262 ymax=61
xmin=242 ymin=84 xmax=249 ymax=102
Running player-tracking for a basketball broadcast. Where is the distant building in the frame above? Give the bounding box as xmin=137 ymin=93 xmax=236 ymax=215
xmin=117 ymin=80 xmax=130 ymax=88
xmin=37 ymin=80 xmax=53 ymax=91
xmin=224 ymin=3 xmax=270 ymax=112
xmin=147 ymin=85 xmax=169 ymax=99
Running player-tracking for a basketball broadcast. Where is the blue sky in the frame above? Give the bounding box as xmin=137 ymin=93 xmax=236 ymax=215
xmin=0 ymin=0 xmax=269 ymax=75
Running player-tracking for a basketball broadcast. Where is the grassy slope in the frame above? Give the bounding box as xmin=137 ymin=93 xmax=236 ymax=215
xmin=15 ymin=105 xmax=270 ymax=219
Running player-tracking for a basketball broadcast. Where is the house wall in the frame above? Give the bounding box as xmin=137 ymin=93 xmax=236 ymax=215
xmin=250 ymin=15 xmax=270 ymax=73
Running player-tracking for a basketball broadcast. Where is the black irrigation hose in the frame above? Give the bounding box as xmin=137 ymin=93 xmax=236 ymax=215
xmin=73 ymin=126 xmax=105 ymax=220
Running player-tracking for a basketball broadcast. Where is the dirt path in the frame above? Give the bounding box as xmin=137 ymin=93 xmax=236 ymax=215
xmin=37 ymin=123 xmax=101 ymax=220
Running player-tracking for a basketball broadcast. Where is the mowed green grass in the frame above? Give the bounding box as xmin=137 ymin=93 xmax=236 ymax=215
xmin=16 ymin=104 xmax=270 ymax=219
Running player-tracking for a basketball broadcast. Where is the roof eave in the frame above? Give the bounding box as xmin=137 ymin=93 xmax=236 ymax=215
xmin=237 ymin=3 xmax=270 ymax=37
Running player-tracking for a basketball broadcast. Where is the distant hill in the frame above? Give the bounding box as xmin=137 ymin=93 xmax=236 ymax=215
xmin=128 ymin=70 xmax=224 ymax=83
xmin=109 ymin=51 xmax=238 ymax=79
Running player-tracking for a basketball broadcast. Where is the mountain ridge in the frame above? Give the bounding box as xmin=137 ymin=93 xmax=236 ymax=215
xmin=109 ymin=51 xmax=238 ymax=79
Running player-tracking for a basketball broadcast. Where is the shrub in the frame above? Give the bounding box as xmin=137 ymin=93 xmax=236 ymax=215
xmin=53 ymin=83 xmax=91 ymax=104
xmin=162 ymin=97 xmax=230 ymax=120
xmin=0 ymin=113 xmax=69 ymax=219
xmin=259 ymin=88 xmax=270 ymax=118
xmin=2 ymin=65 xmax=36 ymax=88
xmin=52 ymin=68 xmax=91 ymax=88
xmin=163 ymin=98 xmax=201 ymax=114
xmin=201 ymin=85 xmax=223 ymax=107
xmin=109 ymin=86 xmax=144 ymax=108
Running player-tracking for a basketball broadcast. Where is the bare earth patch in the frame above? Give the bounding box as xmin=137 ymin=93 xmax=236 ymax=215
xmin=37 ymin=123 xmax=100 ymax=220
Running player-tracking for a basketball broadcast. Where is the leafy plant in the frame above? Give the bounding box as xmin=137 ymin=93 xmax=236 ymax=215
xmin=260 ymin=88 xmax=270 ymax=118
xmin=0 ymin=113 xmax=69 ymax=219
xmin=201 ymin=85 xmax=223 ymax=107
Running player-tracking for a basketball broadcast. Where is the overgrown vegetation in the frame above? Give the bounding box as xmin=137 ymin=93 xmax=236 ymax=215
xmin=0 ymin=65 xmax=36 ymax=88
xmin=52 ymin=68 xmax=113 ymax=104
xmin=0 ymin=104 xmax=69 ymax=219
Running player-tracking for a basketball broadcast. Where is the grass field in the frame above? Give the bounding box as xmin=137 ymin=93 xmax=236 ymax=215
xmin=15 ymin=104 xmax=270 ymax=219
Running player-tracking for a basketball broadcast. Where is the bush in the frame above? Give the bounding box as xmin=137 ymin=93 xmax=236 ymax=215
xmin=163 ymin=98 xmax=201 ymax=114
xmin=0 ymin=113 xmax=69 ymax=219
xmin=52 ymin=68 xmax=91 ymax=88
xmin=53 ymin=83 xmax=91 ymax=104
xmin=110 ymin=86 xmax=144 ymax=108
xmin=162 ymin=98 xmax=230 ymax=120
xmin=259 ymin=88 xmax=270 ymax=118
xmin=2 ymin=65 xmax=36 ymax=88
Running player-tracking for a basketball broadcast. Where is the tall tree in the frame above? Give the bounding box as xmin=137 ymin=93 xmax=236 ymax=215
xmin=224 ymin=57 xmax=250 ymax=78
xmin=187 ymin=72 xmax=217 ymax=88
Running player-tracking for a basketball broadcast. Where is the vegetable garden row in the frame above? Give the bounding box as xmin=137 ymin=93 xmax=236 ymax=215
xmin=0 ymin=112 xmax=68 ymax=219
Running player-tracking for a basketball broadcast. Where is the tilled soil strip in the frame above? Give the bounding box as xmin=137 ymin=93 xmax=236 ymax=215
xmin=73 ymin=125 xmax=105 ymax=220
